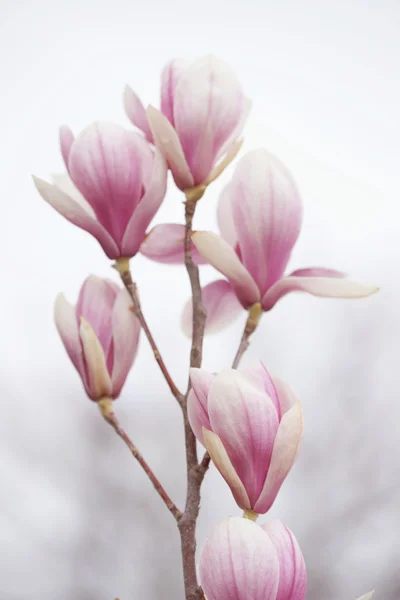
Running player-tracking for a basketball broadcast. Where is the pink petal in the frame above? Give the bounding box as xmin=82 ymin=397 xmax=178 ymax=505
xmin=68 ymin=122 xmax=152 ymax=245
xmin=272 ymin=376 xmax=298 ymax=416
xmin=262 ymin=520 xmax=307 ymax=600
xmin=187 ymin=368 xmax=214 ymax=444
xmin=174 ymin=55 xmax=246 ymax=185
xmin=121 ymin=149 xmax=168 ymax=257
xmin=217 ymin=183 xmax=237 ymax=246
xmin=192 ymin=231 xmax=260 ymax=307
xmin=140 ymin=223 xmax=206 ymax=265
xmin=208 ymin=370 xmax=280 ymax=507
xmin=160 ymin=58 xmax=188 ymax=126
xmin=203 ymin=429 xmax=250 ymax=510
xmin=146 ymin=105 xmax=194 ymax=190
xmin=32 ymin=176 xmax=120 ymax=258
xmin=229 ymin=149 xmax=303 ymax=295
xmin=79 ymin=318 xmax=113 ymax=400
xmin=52 ymin=173 xmax=95 ymax=216
xmin=123 ymin=85 xmax=153 ymax=142
xmin=214 ymin=97 xmax=252 ymax=163
xmin=262 ymin=275 xmax=379 ymax=311
xmin=76 ymin=276 xmax=119 ymax=365
xmin=111 ymin=289 xmax=141 ymax=398
xmin=199 ymin=517 xmax=280 ymax=600
xmin=59 ymin=125 xmax=75 ymax=169
xmin=289 ymin=267 xmax=346 ymax=278
xmin=54 ymin=293 xmax=86 ymax=385
xmin=241 ymin=361 xmax=281 ymax=419
xmin=181 ymin=279 xmax=243 ymax=337
xmin=205 ymin=137 xmax=244 ymax=185
xmin=254 ymin=401 xmax=303 ymax=514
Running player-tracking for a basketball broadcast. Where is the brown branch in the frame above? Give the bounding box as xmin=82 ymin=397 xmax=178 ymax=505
xmin=98 ymin=398 xmax=182 ymax=521
xmin=177 ymin=187 xmax=210 ymax=600
xmin=231 ymin=302 xmax=263 ymax=369
xmin=114 ymin=258 xmax=184 ymax=405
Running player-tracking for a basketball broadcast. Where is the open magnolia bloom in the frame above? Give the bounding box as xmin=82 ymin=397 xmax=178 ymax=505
xmin=33 ymin=121 xmax=167 ymax=259
xmin=188 ymin=362 xmax=303 ymax=515
xmin=124 ymin=55 xmax=249 ymax=190
xmin=54 ymin=276 xmax=140 ymax=401
xmin=200 ymin=517 xmax=307 ymax=600
xmin=140 ymin=149 xmax=378 ymax=334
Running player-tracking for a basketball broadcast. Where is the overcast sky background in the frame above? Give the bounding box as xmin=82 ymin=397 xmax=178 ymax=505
xmin=1 ymin=1 xmax=400 ymax=599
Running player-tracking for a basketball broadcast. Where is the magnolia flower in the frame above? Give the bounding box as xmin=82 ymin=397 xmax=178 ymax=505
xmin=124 ymin=55 xmax=249 ymax=190
xmin=54 ymin=276 xmax=140 ymax=401
xmin=140 ymin=149 xmax=378 ymax=333
xmin=33 ymin=121 xmax=167 ymax=259
xmin=188 ymin=362 xmax=303 ymax=514
xmin=199 ymin=517 xmax=307 ymax=600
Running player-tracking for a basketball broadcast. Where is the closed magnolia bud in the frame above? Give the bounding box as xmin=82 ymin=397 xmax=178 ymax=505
xmin=199 ymin=517 xmax=307 ymax=600
xmin=33 ymin=121 xmax=167 ymax=259
xmin=125 ymin=55 xmax=249 ymax=190
xmin=188 ymin=362 xmax=303 ymax=514
xmin=54 ymin=276 xmax=140 ymax=401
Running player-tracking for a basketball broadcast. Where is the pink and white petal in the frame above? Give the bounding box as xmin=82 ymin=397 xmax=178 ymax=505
xmin=262 ymin=520 xmax=307 ymax=600
xmin=79 ymin=318 xmax=113 ymax=400
xmin=254 ymin=401 xmax=303 ymax=514
xmin=111 ymin=289 xmax=141 ymax=398
xmin=121 ymin=149 xmax=167 ymax=257
xmin=68 ymin=122 xmax=148 ymax=244
xmin=208 ymin=369 xmax=280 ymax=506
xmin=59 ymin=125 xmax=75 ymax=169
xmin=140 ymin=223 xmax=205 ymax=265
xmin=205 ymin=137 xmax=243 ymax=186
xmin=192 ymin=231 xmax=260 ymax=307
xmin=271 ymin=375 xmax=298 ymax=416
xmin=181 ymin=279 xmax=243 ymax=337
xmin=52 ymin=173 xmax=96 ymax=216
xmin=54 ymin=293 xmax=86 ymax=382
xmin=213 ymin=97 xmax=252 ymax=163
xmin=146 ymin=105 xmax=194 ymax=190
xmin=230 ymin=149 xmax=303 ymax=294
xmin=200 ymin=517 xmax=279 ymax=600
xmin=32 ymin=176 xmax=120 ymax=258
xmin=289 ymin=267 xmax=346 ymax=278
xmin=187 ymin=368 xmax=214 ymax=444
xmin=217 ymin=183 xmax=237 ymax=247
xmin=174 ymin=56 xmax=245 ymax=185
xmin=123 ymin=85 xmax=153 ymax=142
xmin=76 ymin=276 xmax=118 ymax=358
xmin=160 ymin=58 xmax=188 ymax=125
xmin=240 ymin=361 xmax=281 ymax=419
xmin=203 ymin=429 xmax=250 ymax=510
xmin=262 ymin=275 xmax=379 ymax=311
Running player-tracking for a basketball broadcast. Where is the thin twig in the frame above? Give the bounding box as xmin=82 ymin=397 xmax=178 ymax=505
xmin=114 ymin=258 xmax=184 ymax=405
xmin=98 ymin=398 xmax=182 ymax=521
xmin=232 ymin=302 xmax=263 ymax=369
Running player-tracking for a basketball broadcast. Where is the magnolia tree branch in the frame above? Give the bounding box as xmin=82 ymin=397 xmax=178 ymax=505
xmin=177 ymin=188 xmax=209 ymax=600
xmin=115 ymin=258 xmax=184 ymax=405
xmin=231 ymin=302 xmax=263 ymax=369
xmin=98 ymin=398 xmax=182 ymax=521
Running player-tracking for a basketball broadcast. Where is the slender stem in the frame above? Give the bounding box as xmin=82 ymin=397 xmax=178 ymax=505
xmin=231 ymin=302 xmax=263 ymax=369
xmin=114 ymin=258 xmax=184 ymax=405
xmin=177 ymin=189 xmax=209 ymax=600
xmin=98 ymin=398 xmax=182 ymax=521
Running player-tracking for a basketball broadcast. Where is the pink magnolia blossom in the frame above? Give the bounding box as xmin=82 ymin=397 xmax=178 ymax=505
xmin=124 ymin=55 xmax=249 ymax=190
xmin=33 ymin=121 xmax=167 ymax=259
xmin=188 ymin=362 xmax=303 ymax=514
xmin=140 ymin=149 xmax=378 ymax=334
xmin=199 ymin=517 xmax=307 ymax=600
xmin=54 ymin=276 xmax=140 ymax=401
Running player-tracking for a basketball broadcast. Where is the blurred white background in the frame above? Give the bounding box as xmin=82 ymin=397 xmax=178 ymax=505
xmin=1 ymin=0 xmax=399 ymax=599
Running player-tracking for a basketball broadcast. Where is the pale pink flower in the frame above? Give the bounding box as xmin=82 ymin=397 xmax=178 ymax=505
xmin=188 ymin=362 xmax=303 ymax=514
xmin=140 ymin=149 xmax=378 ymax=333
xmin=54 ymin=276 xmax=140 ymax=401
xmin=33 ymin=121 xmax=167 ymax=259
xmin=124 ymin=55 xmax=249 ymax=190
xmin=199 ymin=517 xmax=307 ymax=600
